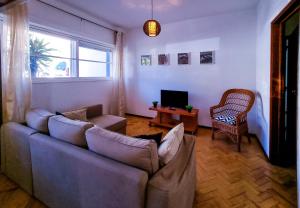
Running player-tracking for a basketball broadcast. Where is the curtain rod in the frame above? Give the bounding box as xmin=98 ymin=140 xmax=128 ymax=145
xmin=36 ymin=0 xmax=117 ymax=33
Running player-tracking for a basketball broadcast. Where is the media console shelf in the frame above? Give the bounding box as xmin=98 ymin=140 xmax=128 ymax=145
xmin=149 ymin=106 xmax=199 ymax=134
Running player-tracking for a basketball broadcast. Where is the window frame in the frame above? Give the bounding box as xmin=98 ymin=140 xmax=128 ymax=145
xmin=78 ymin=41 xmax=113 ymax=78
xmin=30 ymin=26 xmax=114 ymax=83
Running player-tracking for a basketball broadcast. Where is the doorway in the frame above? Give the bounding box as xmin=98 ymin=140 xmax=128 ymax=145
xmin=281 ymin=13 xmax=299 ymax=166
xmin=270 ymin=0 xmax=300 ymax=166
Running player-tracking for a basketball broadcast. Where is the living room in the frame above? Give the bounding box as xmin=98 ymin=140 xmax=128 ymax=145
xmin=0 ymin=0 xmax=299 ymax=207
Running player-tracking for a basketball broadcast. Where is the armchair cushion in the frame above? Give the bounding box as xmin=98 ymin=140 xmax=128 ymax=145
xmin=214 ymin=114 xmax=237 ymax=125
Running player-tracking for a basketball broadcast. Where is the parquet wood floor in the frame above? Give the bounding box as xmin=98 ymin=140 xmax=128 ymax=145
xmin=0 ymin=115 xmax=297 ymax=208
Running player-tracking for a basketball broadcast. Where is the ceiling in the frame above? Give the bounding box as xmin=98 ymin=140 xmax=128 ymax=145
xmin=58 ymin=0 xmax=259 ymax=29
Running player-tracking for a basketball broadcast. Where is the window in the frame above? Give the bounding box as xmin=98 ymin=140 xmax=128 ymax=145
xmin=29 ymin=29 xmax=112 ymax=79
xmin=78 ymin=44 xmax=112 ymax=78
xmin=30 ymin=31 xmax=73 ymax=78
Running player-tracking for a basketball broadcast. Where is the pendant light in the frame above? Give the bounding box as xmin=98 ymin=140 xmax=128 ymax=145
xmin=143 ymin=0 xmax=161 ymax=37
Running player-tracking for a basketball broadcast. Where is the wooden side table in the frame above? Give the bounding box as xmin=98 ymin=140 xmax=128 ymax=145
xmin=149 ymin=106 xmax=199 ymax=134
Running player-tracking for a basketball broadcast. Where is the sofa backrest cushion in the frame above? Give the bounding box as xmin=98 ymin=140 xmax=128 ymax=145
xmin=48 ymin=115 xmax=93 ymax=147
xmin=26 ymin=109 xmax=54 ymax=133
xmin=86 ymin=104 xmax=103 ymax=119
xmin=86 ymin=127 xmax=159 ymax=175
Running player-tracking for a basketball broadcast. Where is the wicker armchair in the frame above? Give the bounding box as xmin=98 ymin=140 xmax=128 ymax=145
xmin=210 ymin=89 xmax=255 ymax=152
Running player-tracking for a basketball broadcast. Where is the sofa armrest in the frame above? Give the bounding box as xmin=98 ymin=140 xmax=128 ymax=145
xmin=1 ymin=122 xmax=37 ymax=194
xmin=146 ymin=135 xmax=196 ymax=208
xmin=86 ymin=104 xmax=103 ymax=119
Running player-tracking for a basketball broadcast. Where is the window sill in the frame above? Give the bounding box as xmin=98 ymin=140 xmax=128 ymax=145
xmin=32 ymin=77 xmax=112 ymax=84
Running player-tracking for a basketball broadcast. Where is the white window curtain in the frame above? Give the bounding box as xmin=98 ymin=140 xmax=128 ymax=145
xmin=110 ymin=31 xmax=125 ymax=116
xmin=1 ymin=1 xmax=31 ymax=123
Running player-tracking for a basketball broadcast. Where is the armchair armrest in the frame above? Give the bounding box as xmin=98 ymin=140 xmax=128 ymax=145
xmin=236 ymin=112 xmax=247 ymax=125
xmin=210 ymin=104 xmax=224 ymax=118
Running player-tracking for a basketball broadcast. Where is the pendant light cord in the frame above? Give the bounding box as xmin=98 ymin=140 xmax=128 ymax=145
xmin=151 ymin=0 xmax=153 ymax=19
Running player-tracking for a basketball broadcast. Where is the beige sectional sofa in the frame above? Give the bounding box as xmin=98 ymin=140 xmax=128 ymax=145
xmin=0 ymin=106 xmax=196 ymax=208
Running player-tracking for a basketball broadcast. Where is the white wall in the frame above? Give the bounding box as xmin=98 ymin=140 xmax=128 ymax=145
xmin=256 ymin=0 xmax=291 ymax=156
xmin=32 ymin=80 xmax=113 ymax=113
xmin=28 ymin=0 xmax=116 ymax=113
xmin=124 ymin=9 xmax=257 ymax=133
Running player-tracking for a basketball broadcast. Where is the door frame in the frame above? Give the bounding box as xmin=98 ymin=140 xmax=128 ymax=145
xmin=270 ymin=0 xmax=300 ymax=164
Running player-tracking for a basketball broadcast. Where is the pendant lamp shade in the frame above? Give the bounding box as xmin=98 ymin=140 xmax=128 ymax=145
xmin=143 ymin=0 xmax=161 ymax=37
xmin=143 ymin=19 xmax=161 ymax=37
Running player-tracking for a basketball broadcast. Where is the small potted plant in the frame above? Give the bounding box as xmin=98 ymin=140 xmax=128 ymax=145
xmin=185 ymin=105 xmax=193 ymax=113
xmin=152 ymin=101 xmax=158 ymax=108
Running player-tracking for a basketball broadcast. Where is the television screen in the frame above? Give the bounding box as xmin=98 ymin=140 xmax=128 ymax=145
xmin=161 ymin=90 xmax=188 ymax=109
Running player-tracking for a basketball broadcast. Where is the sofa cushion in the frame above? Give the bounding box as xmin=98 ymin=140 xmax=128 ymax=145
xmin=86 ymin=127 xmax=159 ymax=174
xmin=89 ymin=115 xmax=127 ymax=132
xmin=63 ymin=108 xmax=88 ymax=121
xmin=214 ymin=114 xmax=237 ymax=125
xmin=86 ymin=104 xmax=103 ymax=119
xmin=26 ymin=109 xmax=54 ymax=133
xmin=158 ymin=123 xmax=184 ymax=165
xmin=48 ymin=115 xmax=93 ymax=147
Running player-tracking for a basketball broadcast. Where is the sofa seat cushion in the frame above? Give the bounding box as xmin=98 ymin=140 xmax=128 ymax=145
xmin=26 ymin=109 xmax=54 ymax=133
xmin=48 ymin=115 xmax=94 ymax=147
xmin=89 ymin=115 xmax=127 ymax=132
xmin=86 ymin=127 xmax=159 ymax=175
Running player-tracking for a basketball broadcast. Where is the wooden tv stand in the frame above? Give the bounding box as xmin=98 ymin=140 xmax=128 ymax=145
xmin=149 ymin=106 xmax=199 ymax=134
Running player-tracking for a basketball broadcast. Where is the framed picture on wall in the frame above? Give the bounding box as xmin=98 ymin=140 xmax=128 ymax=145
xmin=141 ymin=55 xmax=152 ymax=66
xmin=158 ymin=54 xmax=170 ymax=65
xmin=200 ymin=51 xmax=215 ymax=64
xmin=178 ymin=53 xmax=190 ymax=65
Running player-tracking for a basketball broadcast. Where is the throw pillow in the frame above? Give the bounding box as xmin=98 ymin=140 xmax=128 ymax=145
xmin=158 ymin=123 xmax=184 ymax=165
xmin=134 ymin=132 xmax=163 ymax=147
xmin=63 ymin=108 xmax=88 ymax=121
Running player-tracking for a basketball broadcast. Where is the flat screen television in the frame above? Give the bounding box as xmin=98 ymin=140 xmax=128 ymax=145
xmin=161 ymin=90 xmax=188 ymax=109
